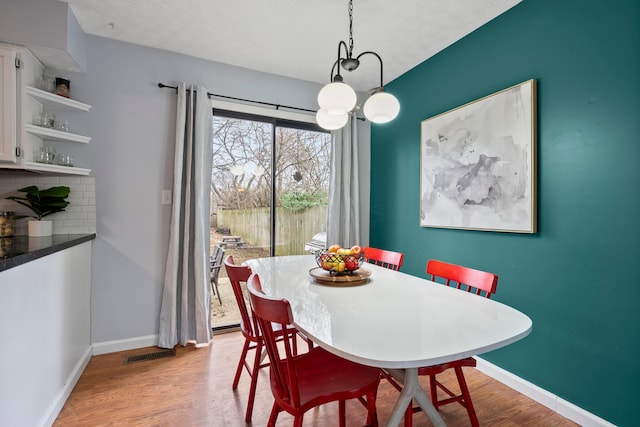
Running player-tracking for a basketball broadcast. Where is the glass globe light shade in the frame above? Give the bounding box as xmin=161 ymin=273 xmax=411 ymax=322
xmin=316 ymin=108 xmax=349 ymax=130
xmin=363 ymin=91 xmax=400 ymax=124
xmin=317 ymin=82 xmax=357 ymax=115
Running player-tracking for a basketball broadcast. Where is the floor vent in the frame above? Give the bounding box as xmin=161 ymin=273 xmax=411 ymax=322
xmin=124 ymin=349 xmax=176 ymax=364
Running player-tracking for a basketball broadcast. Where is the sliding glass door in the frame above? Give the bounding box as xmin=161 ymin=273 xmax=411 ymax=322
xmin=210 ymin=110 xmax=330 ymax=329
xmin=273 ymin=124 xmax=331 ymax=255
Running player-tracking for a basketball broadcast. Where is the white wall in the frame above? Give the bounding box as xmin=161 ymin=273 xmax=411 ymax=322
xmin=55 ymin=35 xmax=369 ymax=348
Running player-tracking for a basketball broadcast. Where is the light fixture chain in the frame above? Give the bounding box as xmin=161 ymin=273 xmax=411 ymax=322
xmin=348 ymin=0 xmax=354 ymax=58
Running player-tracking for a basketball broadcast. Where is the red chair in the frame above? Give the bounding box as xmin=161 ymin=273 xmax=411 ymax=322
xmin=363 ymin=247 xmax=406 ymax=389
xmin=389 ymin=259 xmax=498 ymax=427
xmin=363 ymin=246 xmax=404 ymax=271
xmin=247 ymin=273 xmax=380 ymax=427
xmin=224 ymin=255 xmax=311 ymax=422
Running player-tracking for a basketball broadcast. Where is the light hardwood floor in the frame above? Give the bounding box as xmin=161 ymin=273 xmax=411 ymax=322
xmin=55 ymin=331 xmax=578 ymax=426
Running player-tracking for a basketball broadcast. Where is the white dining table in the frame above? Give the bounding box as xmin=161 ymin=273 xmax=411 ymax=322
xmin=245 ymin=255 xmax=532 ymax=427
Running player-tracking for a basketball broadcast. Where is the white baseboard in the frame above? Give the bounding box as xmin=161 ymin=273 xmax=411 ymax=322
xmin=39 ymin=346 xmax=92 ymax=427
xmin=474 ymin=357 xmax=616 ymax=427
xmin=92 ymin=334 xmax=158 ymax=355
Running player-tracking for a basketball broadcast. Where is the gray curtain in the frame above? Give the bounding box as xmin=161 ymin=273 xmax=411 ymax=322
xmin=327 ymin=113 xmax=360 ymax=248
xmin=158 ymin=83 xmax=213 ymax=348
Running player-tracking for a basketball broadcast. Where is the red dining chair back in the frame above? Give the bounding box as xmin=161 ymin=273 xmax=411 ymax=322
xmin=363 ymin=246 xmax=404 ymax=271
xmin=224 ymin=255 xmax=255 ymax=338
xmin=247 ymin=273 xmax=380 ymax=427
xmin=426 ymin=259 xmax=497 ymax=298
xmin=223 ymin=255 xmax=260 ymax=422
xmin=224 ymin=255 xmax=311 ymax=422
xmin=397 ymin=259 xmax=498 ymax=427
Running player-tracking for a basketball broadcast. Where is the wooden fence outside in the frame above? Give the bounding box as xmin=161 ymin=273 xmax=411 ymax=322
xmin=217 ymin=205 xmax=327 ymax=255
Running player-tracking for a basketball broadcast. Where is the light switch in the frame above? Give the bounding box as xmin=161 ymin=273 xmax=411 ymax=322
xmin=161 ymin=190 xmax=172 ymax=205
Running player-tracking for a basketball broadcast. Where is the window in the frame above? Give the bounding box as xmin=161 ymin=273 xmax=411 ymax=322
xmin=210 ymin=108 xmax=330 ymax=329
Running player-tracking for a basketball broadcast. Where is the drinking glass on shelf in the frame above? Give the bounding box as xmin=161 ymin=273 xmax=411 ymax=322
xmin=33 ymin=147 xmax=45 ymax=163
xmin=32 ymin=111 xmax=43 ymax=126
xmin=37 ymin=76 xmax=56 ymax=92
xmin=58 ymin=154 xmax=74 ymax=167
xmin=55 ymin=120 xmax=70 ymax=132
xmin=42 ymin=145 xmax=56 ymax=164
xmin=34 ymin=111 xmax=55 ymax=128
xmin=44 ymin=112 xmax=56 ymax=128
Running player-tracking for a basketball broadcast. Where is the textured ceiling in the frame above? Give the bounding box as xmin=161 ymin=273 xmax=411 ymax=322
xmin=64 ymin=0 xmax=520 ymax=92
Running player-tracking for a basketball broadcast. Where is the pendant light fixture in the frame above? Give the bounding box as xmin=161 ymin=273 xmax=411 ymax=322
xmin=316 ymin=0 xmax=400 ymax=130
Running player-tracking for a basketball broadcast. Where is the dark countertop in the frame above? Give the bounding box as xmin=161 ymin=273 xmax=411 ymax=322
xmin=0 ymin=233 xmax=96 ymax=272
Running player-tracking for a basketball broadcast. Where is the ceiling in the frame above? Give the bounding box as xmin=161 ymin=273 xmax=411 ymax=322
xmin=64 ymin=0 xmax=520 ymax=92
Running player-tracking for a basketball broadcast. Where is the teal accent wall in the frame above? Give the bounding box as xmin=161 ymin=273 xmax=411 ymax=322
xmin=369 ymin=0 xmax=639 ymax=425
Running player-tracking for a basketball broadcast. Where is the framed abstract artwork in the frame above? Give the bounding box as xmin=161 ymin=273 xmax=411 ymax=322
xmin=420 ymin=80 xmax=537 ymax=233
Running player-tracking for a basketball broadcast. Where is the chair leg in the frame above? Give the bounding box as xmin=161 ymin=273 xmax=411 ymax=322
xmin=453 ymin=366 xmax=479 ymax=427
xmin=381 ymin=369 xmax=403 ymax=392
xmin=245 ymin=340 xmax=263 ymax=422
xmin=339 ymin=400 xmax=346 ymax=427
xmin=429 ymin=374 xmax=438 ymax=404
xmin=294 ymin=413 xmax=305 ymax=427
xmin=366 ymin=389 xmax=379 ymax=427
xmin=210 ymin=279 xmax=222 ymax=305
xmin=267 ymin=402 xmax=280 ymax=427
xmin=403 ymin=403 xmax=413 ymax=427
xmin=232 ymin=339 xmax=250 ymax=390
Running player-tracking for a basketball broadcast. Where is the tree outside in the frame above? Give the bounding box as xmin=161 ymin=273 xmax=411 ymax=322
xmin=211 ymin=116 xmax=331 ymax=252
xmin=210 ymin=115 xmax=331 ymax=328
xmin=212 ymin=117 xmax=330 ymax=210
xmin=211 ymin=116 xmax=331 ymax=328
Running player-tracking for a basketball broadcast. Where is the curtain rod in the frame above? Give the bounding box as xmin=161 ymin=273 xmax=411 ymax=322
xmin=157 ymin=83 xmax=317 ymax=114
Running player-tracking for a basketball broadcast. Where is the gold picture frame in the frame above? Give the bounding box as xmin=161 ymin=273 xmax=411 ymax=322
xmin=420 ymin=79 xmax=537 ymax=233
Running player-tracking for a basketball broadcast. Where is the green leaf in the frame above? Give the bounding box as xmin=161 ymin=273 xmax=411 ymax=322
xmin=40 ymin=186 xmax=71 ymax=198
xmin=17 ymin=186 xmax=39 ymax=195
xmin=4 ymin=185 xmax=70 ymax=221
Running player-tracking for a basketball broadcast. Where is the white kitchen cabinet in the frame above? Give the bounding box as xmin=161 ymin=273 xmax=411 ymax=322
xmin=0 ymin=42 xmax=92 ymax=175
xmin=0 ymin=45 xmax=18 ymax=163
xmin=0 ymin=239 xmax=93 ymax=427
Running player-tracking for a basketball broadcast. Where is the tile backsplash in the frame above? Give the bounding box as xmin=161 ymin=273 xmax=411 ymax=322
xmin=0 ymin=173 xmax=96 ymax=235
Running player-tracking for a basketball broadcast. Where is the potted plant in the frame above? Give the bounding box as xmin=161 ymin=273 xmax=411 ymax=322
xmin=5 ymin=185 xmax=70 ymax=236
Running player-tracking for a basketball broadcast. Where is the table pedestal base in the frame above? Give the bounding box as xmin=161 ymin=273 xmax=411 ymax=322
xmin=384 ymin=368 xmax=446 ymax=427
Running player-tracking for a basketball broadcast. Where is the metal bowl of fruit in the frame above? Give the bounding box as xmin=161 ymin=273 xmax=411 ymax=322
xmin=315 ymin=245 xmax=363 ymax=275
